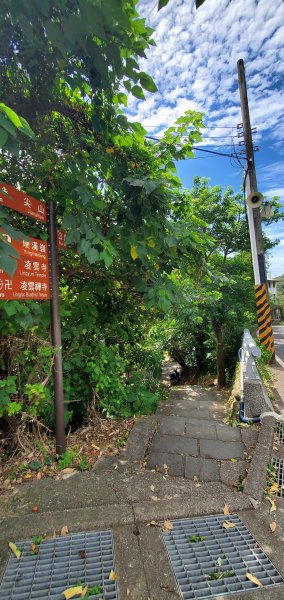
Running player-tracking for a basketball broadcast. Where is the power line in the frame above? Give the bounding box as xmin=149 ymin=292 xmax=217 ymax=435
xmin=141 ymin=123 xmax=239 ymax=129
xmin=145 ymin=135 xmax=245 ymax=160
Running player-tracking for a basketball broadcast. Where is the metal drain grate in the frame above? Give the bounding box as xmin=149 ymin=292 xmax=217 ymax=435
xmin=272 ymin=458 xmax=284 ymax=498
xmin=0 ymin=530 xmax=118 ymax=600
xmin=275 ymin=422 xmax=284 ymax=445
xmin=161 ymin=514 xmax=284 ymax=599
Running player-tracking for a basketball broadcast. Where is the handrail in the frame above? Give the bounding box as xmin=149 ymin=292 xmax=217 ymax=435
xmin=239 ymin=329 xmax=261 ymax=422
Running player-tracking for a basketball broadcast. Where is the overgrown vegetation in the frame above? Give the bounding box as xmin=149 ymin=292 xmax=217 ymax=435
xmin=0 ymin=0 xmax=282 ymax=463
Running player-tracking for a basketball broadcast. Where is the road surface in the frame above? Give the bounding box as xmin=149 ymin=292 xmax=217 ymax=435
xmin=273 ymin=324 xmax=284 ymax=364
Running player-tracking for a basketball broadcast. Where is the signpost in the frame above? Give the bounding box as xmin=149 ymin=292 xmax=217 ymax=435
xmin=0 ymin=182 xmax=66 ymax=454
xmin=0 ymin=231 xmax=50 ymax=300
xmin=0 ymin=183 xmax=46 ymax=222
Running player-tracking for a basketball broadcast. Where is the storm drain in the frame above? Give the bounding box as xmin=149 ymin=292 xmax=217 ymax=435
xmin=161 ymin=514 xmax=284 ymax=599
xmin=0 ymin=529 xmax=118 ymax=600
xmin=272 ymin=458 xmax=284 ymax=498
xmin=275 ymin=422 xmax=284 ymax=445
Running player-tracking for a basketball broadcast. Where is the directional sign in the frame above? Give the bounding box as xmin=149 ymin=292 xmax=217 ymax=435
xmin=0 ymin=183 xmax=46 ymax=223
xmin=57 ymin=228 xmax=67 ymax=249
xmin=0 ymin=231 xmax=50 ymax=300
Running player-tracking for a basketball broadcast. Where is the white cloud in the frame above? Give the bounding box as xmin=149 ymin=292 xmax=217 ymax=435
xmin=134 ymin=0 xmax=284 ymax=138
xmin=131 ymin=0 xmax=284 ymax=274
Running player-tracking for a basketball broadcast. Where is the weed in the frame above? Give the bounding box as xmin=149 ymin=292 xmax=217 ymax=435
xmin=206 ymin=558 xmax=235 ymax=580
xmin=189 ymin=535 xmax=206 ymax=543
xmin=79 ymin=456 xmax=90 ymax=471
xmin=33 ymin=535 xmax=43 ymax=546
xmin=56 ymin=448 xmax=73 ymax=470
xmin=116 ymin=431 xmax=129 ymax=448
xmin=235 ymin=474 xmax=245 ymax=492
xmin=265 ymin=460 xmax=278 ymax=493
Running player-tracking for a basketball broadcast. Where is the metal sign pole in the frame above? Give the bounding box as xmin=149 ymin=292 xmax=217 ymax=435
xmin=47 ymin=200 xmax=66 ymax=455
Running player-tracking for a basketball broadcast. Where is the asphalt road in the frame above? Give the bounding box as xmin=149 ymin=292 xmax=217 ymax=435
xmin=273 ymin=325 xmax=284 ymax=362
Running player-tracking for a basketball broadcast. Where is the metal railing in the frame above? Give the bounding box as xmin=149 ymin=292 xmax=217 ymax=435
xmin=239 ymin=328 xmax=261 ymax=381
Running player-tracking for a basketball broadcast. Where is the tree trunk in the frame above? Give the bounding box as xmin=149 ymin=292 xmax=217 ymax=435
xmin=211 ymin=320 xmax=226 ymax=387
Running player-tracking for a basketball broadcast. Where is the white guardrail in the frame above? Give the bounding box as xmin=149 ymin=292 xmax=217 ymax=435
xmin=239 ymin=329 xmax=274 ymax=419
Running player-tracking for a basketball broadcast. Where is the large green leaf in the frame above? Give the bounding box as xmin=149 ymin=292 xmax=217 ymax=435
xmin=0 ymin=128 xmax=8 ymax=147
xmin=158 ymin=0 xmax=169 ymax=9
xmin=131 ymin=85 xmax=145 ymax=100
xmin=0 ymin=103 xmax=22 ymax=128
xmin=139 ymin=72 xmax=158 ymax=93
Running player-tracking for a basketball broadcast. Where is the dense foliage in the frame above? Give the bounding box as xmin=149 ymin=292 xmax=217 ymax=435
xmin=0 ymin=0 xmax=281 ymax=442
xmin=0 ymin=0 xmax=207 ymax=429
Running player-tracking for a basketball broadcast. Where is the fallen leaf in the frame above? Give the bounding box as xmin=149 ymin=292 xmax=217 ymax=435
xmin=109 ymin=569 xmax=117 ymax=581
xmin=81 ymin=586 xmax=88 ymax=597
xmin=32 ymin=506 xmax=39 ymax=513
xmin=266 ymin=497 xmax=277 ymax=512
xmin=223 ymin=503 xmax=230 ymax=516
xmin=230 ymin=458 xmax=237 ymax=462
xmin=114 ymin=464 xmax=118 ymax=470
xmin=163 ymin=463 xmax=169 ymax=474
xmin=9 ymin=542 xmax=21 ymax=559
xmin=24 ymin=473 xmax=32 ymax=479
xmin=63 ymin=586 xmax=83 ymax=599
xmin=36 ymin=472 xmax=42 ymax=480
xmin=146 ymin=520 xmax=159 ymax=527
xmin=270 ymin=483 xmax=279 ymax=493
xmin=195 ymin=483 xmax=201 ymax=488
xmin=162 ymin=519 xmax=173 ymax=533
xmin=193 ymin=475 xmax=199 ymax=481
xmin=78 ymin=551 xmax=87 ymax=559
xmin=61 ymin=526 xmax=69 ymax=536
xmin=126 ymin=589 xmax=130 ymax=596
xmin=31 ymin=543 xmax=39 ymax=554
xmin=216 ymin=557 xmax=222 ymax=567
xmin=270 ymin=522 xmax=277 ymax=533
xmin=61 ymin=468 xmax=77 ymax=475
xmin=246 ymin=572 xmax=263 ymax=587
xmin=150 ymin=485 xmax=155 ymax=492
xmin=223 ymin=520 xmax=236 ymax=529
xmin=151 ymin=495 xmax=160 ymax=501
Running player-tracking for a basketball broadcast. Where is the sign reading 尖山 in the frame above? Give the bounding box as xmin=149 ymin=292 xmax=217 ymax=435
xmin=0 ymin=231 xmax=50 ymax=300
xmin=0 ymin=183 xmax=46 ymax=223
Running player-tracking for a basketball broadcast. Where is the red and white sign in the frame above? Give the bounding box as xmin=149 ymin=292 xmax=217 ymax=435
xmin=57 ymin=229 xmax=67 ymax=249
xmin=0 ymin=183 xmax=46 ymax=223
xmin=0 ymin=231 xmax=50 ymax=301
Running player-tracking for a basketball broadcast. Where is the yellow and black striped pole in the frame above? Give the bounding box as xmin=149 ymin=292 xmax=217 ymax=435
xmin=255 ymin=284 xmax=275 ymax=355
xmin=238 ymin=59 xmax=275 ymax=361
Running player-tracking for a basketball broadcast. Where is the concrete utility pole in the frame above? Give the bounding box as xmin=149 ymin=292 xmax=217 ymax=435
xmin=237 ymin=58 xmax=275 ymax=357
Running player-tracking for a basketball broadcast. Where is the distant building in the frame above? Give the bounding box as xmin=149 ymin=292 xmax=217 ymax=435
xmin=267 ymin=278 xmax=278 ymax=297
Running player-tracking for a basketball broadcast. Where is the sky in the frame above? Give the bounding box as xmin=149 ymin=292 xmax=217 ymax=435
xmin=126 ymin=0 xmax=284 ymax=277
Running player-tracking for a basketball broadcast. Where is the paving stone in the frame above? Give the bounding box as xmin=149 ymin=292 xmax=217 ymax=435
xmin=215 ymin=423 xmax=242 ymax=441
xmin=147 ymin=451 xmax=184 ymax=477
xmin=185 ymin=457 xmax=220 ymax=481
xmin=151 ymin=433 xmax=198 ymax=456
xmin=185 ymin=419 xmax=217 ymax=439
xmin=200 ymin=439 xmax=244 ymax=459
xmin=176 ymin=408 xmax=213 ymax=419
xmin=157 ymin=417 xmax=186 ymax=436
xmin=219 ymin=460 xmax=249 ymax=488
xmin=240 ymin=427 xmax=259 ymax=451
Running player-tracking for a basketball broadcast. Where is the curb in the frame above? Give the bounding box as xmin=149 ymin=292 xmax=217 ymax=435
xmin=243 ymin=415 xmax=276 ymax=503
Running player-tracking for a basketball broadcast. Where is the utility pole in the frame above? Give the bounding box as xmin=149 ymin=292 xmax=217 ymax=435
xmin=47 ymin=200 xmax=66 ymax=455
xmin=237 ymin=58 xmax=275 ymax=357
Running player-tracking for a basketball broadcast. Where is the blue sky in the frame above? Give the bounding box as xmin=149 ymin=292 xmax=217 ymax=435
xmin=127 ymin=0 xmax=284 ymax=277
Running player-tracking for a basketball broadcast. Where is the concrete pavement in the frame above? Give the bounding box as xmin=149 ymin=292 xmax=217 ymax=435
xmin=0 ymin=379 xmax=284 ymax=599
xmin=272 ymin=326 xmax=284 ymax=415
